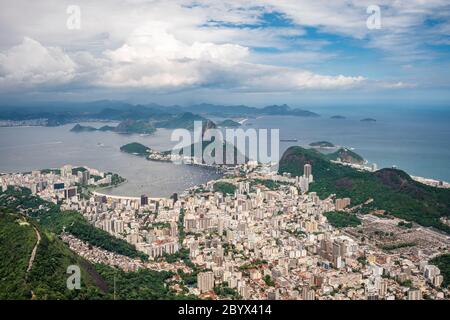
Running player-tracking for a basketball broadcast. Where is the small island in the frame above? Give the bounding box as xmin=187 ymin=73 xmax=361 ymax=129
xmin=70 ymin=124 xmax=98 ymax=132
xmin=217 ymin=119 xmax=241 ymax=128
xmin=120 ymin=142 xmax=151 ymax=156
xmin=330 ymin=115 xmax=346 ymax=120
xmin=361 ymin=118 xmax=376 ymax=122
xmin=70 ymin=120 xmax=155 ymax=135
xmin=309 ymin=141 xmax=335 ymax=148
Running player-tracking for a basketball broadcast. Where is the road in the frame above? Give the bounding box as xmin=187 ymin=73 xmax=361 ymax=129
xmin=27 ymin=226 xmax=41 ymax=273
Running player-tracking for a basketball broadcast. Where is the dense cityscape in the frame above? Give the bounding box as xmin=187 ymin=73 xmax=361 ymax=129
xmin=1 ymin=156 xmax=449 ymax=300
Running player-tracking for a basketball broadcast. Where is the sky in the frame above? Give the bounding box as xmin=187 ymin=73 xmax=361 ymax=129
xmin=0 ymin=0 xmax=450 ymax=108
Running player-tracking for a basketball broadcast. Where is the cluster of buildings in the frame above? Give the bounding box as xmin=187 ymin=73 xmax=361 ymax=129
xmin=0 ymin=164 xmax=111 ymax=203
xmin=171 ymin=164 xmax=448 ymax=299
xmin=1 ymin=161 xmax=449 ymax=300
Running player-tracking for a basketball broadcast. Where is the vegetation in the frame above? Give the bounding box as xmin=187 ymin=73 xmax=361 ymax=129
xmin=155 ymin=112 xmax=209 ymax=130
xmin=0 ymin=210 xmax=108 ymax=299
xmin=324 ymin=211 xmax=361 ymax=228
xmin=239 ymin=259 xmax=268 ymax=270
xmin=0 ymin=211 xmax=37 ymax=299
xmin=120 ymin=142 xmax=151 ymax=156
xmin=325 ymin=148 xmax=365 ymax=164
xmin=0 ymin=187 xmax=147 ymax=260
xmin=70 ymin=124 xmax=98 ymax=132
xmin=430 ymin=254 xmax=450 ymax=287
xmin=251 ymin=179 xmax=281 ymax=190
xmin=379 ymin=242 xmax=416 ymax=251
xmin=398 ymin=221 xmax=413 ymax=229
xmin=213 ymin=182 xmax=237 ymax=195
xmin=263 ymin=275 xmax=275 ymax=287
xmin=278 ymin=146 xmax=450 ymax=233
xmin=94 ymin=264 xmax=189 ymax=300
xmin=114 ymin=119 xmax=155 ymax=134
xmin=214 ymin=283 xmax=240 ymax=299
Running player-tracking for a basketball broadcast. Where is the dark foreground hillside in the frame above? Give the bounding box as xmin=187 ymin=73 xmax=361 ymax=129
xmin=0 ymin=210 xmax=108 ymax=299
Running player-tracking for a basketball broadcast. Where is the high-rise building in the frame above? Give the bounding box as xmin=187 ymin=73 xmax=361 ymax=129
xmin=335 ymin=198 xmax=351 ymax=211
xmin=302 ymin=287 xmax=315 ymax=300
xmin=78 ymin=170 xmax=90 ymax=185
xmin=64 ymin=187 xmax=77 ymax=199
xmin=141 ymin=194 xmax=149 ymax=206
xmin=303 ymin=164 xmax=312 ymax=179
xmin=378 ymin=279 xmax=388 ymax=297
xmin=408 ymin=289 xmax=422 ymax=300
xmin=197 ymin=272 xmax=214 ymax=293
xmin=61 ymin=165 xmax=73 ymax=177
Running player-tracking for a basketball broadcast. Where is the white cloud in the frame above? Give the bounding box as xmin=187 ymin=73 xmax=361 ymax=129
xmin=0 ymin=37 xmax=76 ymax=88
xmin=98 ymin=24 xmax=366 ymax=91
xmin=0 ymin=0 xmax=448 ymax=95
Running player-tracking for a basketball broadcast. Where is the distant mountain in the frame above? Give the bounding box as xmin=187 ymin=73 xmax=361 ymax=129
xmin=155 ymin=112 xmax=210 ymax=130
xmin=70 ymin=124 xmax=97 ymax=132
xmin=261 ymin=104 xmax=319 ymax=117
xmin=217 ymin=119 xmax=241 ymax=128
xmin=186 ymin=103 xmax=257 ymax=117
xmin=0 ymin=101 xmax=319 ymax=125
xmin=278 ymin=146 xmax=450 ymax=233
xmin=186 ymin=103 xmax=319 ymax=118
xmin=114 ymin=120 xmax=156 ymax=134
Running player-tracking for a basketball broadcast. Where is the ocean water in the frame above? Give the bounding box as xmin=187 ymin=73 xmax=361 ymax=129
xmin=0 ymin=123 xmax=221 ymax=197
xmin=0 ymin=106 xmax=449 ymax=198
xmin=250 ymin=106 xmax=450 ymax=182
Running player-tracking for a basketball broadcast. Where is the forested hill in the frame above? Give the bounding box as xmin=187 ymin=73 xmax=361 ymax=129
xmin=0 ymin=210 xmax=108 ymax=299
xmin=278 ymin=146 xmax=450 ymax=233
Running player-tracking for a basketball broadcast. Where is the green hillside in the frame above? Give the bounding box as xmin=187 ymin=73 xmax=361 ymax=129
xmin=0 ymin=186 xmax=147 ymax=260
xmin=0 ymin=211 xmax=37 ymax=299
xmin=114 ymin=120 xmax=156 ymax=134
xmin=120 ymin=142 xmax=151 ymax=156
xmin=155 ymin=112 xmax=209 ymax=130
xmin=325 ymin=148 xmax=365 ymax=164
xmin=279 ymin=146 xmax=450 ymax=233
xmin=0 ymin=210 xmax=108 ymax=299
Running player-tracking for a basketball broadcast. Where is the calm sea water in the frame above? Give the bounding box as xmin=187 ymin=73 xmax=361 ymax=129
xmin=0 ymin=123 xmax=221 ymax=197
xmin=250 ymin=106 xmax=450 ymax=182
xmin=0 ymin=106 xmax=449 ymax=197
